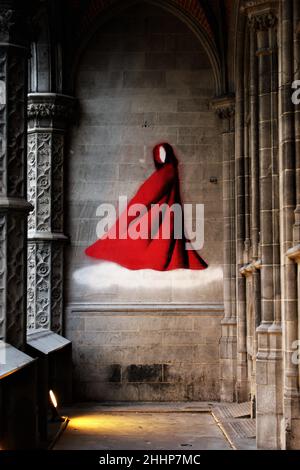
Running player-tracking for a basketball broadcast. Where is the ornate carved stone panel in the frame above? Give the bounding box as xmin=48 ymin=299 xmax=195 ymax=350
xmin=51 ymin=243 xmax=63 ymax=334
xmin=27 ymin=133 xmax=37 ymax=233
xmin=27 ymin=240 xmax=64 ymax=332
xmin=7 ymin=50 xmax=26 ymax=198
xmin=27 ymin=94 xmax=74 ymax=334
xmin=27 ymin=242 xmax=51 ymax=330
xmin=0 ymin=4 xmax=31 ymax=348
xmin=27 ymin=132 xmax=65 ymax=234
xmin=52 ymin=134 xmax=64 ymax=233
xmin=6 ymin=212 xmax=26 ymax=348
xmin=27 ymin=243 xmax=35 ymax=331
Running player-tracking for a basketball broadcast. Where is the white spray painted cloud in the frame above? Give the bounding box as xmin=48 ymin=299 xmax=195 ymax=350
xmin=73 ymin=261 xmax=223 ymax=291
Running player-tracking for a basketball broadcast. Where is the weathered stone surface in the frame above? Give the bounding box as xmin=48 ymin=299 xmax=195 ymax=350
xmin=67 ymin=307 xmax=222 ymax=401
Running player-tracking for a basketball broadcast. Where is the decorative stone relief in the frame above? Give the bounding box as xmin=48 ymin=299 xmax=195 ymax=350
xmin=28 ymin=132 xmax=52 ymax=233
xmin=7 ymin=51 xmax=26 ymax=198
xmin=27 ymin=133 xmax=37 ymax=232
xmin=6 ymin=213 xmax=25 ymax=348
xmin=0 ymin=5 xmax=30 ymax=348
xmin=248 ymin=11 xmax=277 ymax=31
xmin=28 ymin=102 xmax=74 ymax=120
xmin=27 ymin=243 xmax=36 ymax=331
xmin=35 ymin=243 xmax=51 ymax=329
xmin=27 ymin=242 xmax=52 ymax=330
xmin=51 ymin=243 xmax=63 ymax=334
xmin=36 ymin=133 xmax=51 ymax=232
xmin=27 ymin=94 xmax=75 ymax=334
xmin=52 ymin=134 xmax=64 ymax=233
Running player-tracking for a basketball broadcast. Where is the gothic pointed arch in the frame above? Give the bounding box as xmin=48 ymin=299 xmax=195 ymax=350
xmin=69 ymin=0 xmax=223 ymax=95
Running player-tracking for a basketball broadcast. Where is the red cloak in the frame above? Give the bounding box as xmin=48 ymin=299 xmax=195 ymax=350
xmin=85 ymin=143 xmax=208 ymax=271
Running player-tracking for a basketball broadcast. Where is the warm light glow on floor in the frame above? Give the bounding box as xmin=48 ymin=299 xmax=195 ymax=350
xmin=54 ymin=409 xmax=233 ymax=450
xmin=69 ymin=414 xmax=152 ymax=435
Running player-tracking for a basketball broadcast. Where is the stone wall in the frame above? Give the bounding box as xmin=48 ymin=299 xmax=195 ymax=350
xmin=66 ymin=305 xmax=222 ymax=401
xmin=65 ymin=2 xmax=223 ymax=401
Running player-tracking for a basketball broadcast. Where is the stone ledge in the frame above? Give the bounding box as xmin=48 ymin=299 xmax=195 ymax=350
xmin=221 ymin=317 xmax=237 ymax=325
xmin=28 ymin=231 xmax=68 ymax=242
xmin=0 ymin=340 xmax=35 ymax=380
xmin=0 ymin=197 xmax=33 ymax=212
xmin=26 ymin=330 xmax=71 ymax=355
xmin=66 ymin=302 xmax=225 ymax=316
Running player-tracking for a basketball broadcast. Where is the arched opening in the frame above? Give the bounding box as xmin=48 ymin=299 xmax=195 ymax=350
xmin=65 ymin=1 xmax=223 ymax=402
xmin=70 ymin=0 xmax=222 ymax=96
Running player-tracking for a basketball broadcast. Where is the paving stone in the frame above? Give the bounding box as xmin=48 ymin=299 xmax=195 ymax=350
xmin=54 ymin=404 xmax=233 ymax=450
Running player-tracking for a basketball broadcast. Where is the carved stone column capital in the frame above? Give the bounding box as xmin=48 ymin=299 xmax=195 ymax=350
xmin=212 ymin=95 xmax=235 ymax=120
xmin=212 ymin=95 xmax=235 ymax=135
xmin=248 ymin=11 xmax=277 ymax=31
xmin=27 ymin=93 xmax=76 ymax=131
xmin=242 ymin=1 xmax=278 ymax=31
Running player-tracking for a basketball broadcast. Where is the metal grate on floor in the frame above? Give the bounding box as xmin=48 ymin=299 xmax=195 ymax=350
xmin=213 ymin=401 xmax=251 ymax=420
xmin=221 ymin=418 xmax=256 ymax=439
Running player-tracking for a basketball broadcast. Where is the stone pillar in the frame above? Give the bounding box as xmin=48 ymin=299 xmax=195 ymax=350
xmin=282 ymin=0 xmax=300 ymax=450
xmin=294 ymin=0 xmax=300 ymax=244
xmin=235 ymin=39 xmax=249 ymax=402
xmin=250 ymin=25 xmax=261 ymax=416
xmin=213 ymin=96 xmax=237 ymax=402
xmin=27 ymin=93 xmax=74 ymax=334
xmin=247 ymin=0 xmax=282 ymax=449
xmin=0 ymin=2 xmax=32 ymax=349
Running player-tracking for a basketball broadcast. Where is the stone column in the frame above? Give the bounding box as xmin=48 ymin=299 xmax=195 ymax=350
xmin=247 ymin=0 xmax=282 ymax=449
xmin=27 ymin=93 xmax=74 ymax=334
xmin=294 ymin=0 xmax=300 ymax=244
xmin=250 ymin=25 xmax=261 ymax=416
xmin=243 ymin=38 xmax=251 ymax=263
xmin=235 ymin=38 xmax=249 ymax=402
xmin=213 ymin=96 xmax=237 ymax=402
xmin=0 ymin=2 xmax=32 ymax=349
xmin=283 ymin=0 xmax=300 ymax=450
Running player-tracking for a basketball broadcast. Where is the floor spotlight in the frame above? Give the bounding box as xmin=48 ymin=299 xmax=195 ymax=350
xmin=49 ymin=390 xmax=64 ymax=423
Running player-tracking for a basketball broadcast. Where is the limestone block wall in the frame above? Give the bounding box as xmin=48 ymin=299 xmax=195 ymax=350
xmin=65 ymin=3 xmax=223 ymax=401
xmin=66 ymin=305 xmax=222 ymax=401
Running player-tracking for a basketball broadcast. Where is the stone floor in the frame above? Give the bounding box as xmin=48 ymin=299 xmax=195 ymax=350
xmin=53 ymin=402 xmax=248 ymax=450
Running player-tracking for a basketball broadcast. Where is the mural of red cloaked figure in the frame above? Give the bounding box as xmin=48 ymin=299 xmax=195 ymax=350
xmin=85 ymin=143 xmax=208 ymax=271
